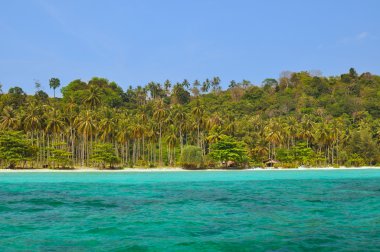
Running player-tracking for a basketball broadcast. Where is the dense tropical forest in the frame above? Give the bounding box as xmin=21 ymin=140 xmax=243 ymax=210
xmin=1 ymin=68 xmax=380 ymax=169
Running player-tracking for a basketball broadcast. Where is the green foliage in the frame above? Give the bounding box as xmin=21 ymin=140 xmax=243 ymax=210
xmin=91 ymin=143 xmax=120 ymax=169
xmin=0 ymin=131 xmax=37 ymax=168
xmin=347 ymin=128 xmax=379 ymax=165
xmin=61 ymin=78 xmax=125 ymax=108
xmin=346 ymin=153 xmax=365 ymax=167
xmin=3 ymin=87 xmax=26 ymax=108
xmin=47 ymin=143 xmax=72 ymax=169
xmin=49 ymin=77 xmax=61 ymax=98
xmin=34 ymin=90 xmax=49 ymax=102
xmin=180 ymin=145 xmax=203 ymax=169
xmin=171 ymin=84 xmax=190 ymax=105
xmin=209 ymin=135 xmax=248 ymax=166
xmin=276 ymin=142 xmax=315 ymax=166
xmin=2 ymin=68 xmax=380 ymax=169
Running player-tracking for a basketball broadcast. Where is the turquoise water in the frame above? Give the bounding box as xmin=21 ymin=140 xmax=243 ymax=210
xmin=1 ymin=170 xmax=380 ymax=251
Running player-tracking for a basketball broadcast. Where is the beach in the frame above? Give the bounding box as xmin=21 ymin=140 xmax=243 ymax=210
xmin=1 ymin=166 xmax=379 ymax=172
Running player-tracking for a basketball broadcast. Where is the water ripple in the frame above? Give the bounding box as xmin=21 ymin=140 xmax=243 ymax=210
xmin=0 ymin=171 xmax=380 ymax=251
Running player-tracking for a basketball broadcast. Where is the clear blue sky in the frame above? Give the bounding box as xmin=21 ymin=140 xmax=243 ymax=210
xmin=1 ymin=0 xmax=379 ymax=95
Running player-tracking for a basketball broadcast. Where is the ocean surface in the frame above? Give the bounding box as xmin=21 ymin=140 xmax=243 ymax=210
xmin=1 ymin=169 xmax=380 ymax=251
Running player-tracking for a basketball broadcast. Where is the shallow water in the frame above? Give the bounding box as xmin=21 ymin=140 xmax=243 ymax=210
xmin=1 ymin=170 xmax=380 ymax=251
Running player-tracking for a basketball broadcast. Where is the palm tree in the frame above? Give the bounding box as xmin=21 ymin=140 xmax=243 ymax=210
xmin=173 ymin=105 xmax=186 ymax=151
xmin=191 ymin=100 xmax=204 ymax=147
xmin=44 ymin=106 xmax=66 ymax=166
xmin=23 ymin=103 xmax=43 ymax=165
xmin=182 ymin=79 xmax=190 ymax=89
xmin=201 ymin=79 xmax=211 ymax=93
xmin=45 ymin=107 xmax=65 ymax=140
xmin=166 ymin=125 xmax=178 ymax=166
xmin=135 ymin=86 xmax=147 ymax=105
xmin=211 ymin=76 xmax=221 ymax=92
xmin=130 ymin=122 xmax=144 ymax=163
xmin=153 ymin=99 xmax=167 ymax=165
xmin=299 ymin=115 xmax=315 ymax=147
xmin=75 ymin=110 xmax=97 ymax=166
xmin=284 ymin=116 xmax=298 ymax=149
xmin=164 ymin=80 xmax=171 ymax=95
xmin=98 ymin=108 xmax=117 ymax=142
xmin=83 ymin=85 xmax=102 ymax=109
xmin=0 ymin=106 xmax=20 ymax=130
xmin=206 ymin=126 xmax=223 ymax=145
xmin=315 ymin=122 xmax=332 ymax=164
xmin=49 ymin=77 xmax=60 ymax=98
xmin=264 ymin=119 xmax=283 ymax=159
xmin=206 ymin=113 xmax=223 ymax=130
xmin=63 ymin=96 xmax=78 ymax=165
xmin=116 ymin=114 xmax=131 ymax=165
xmin=24 ymin=103 xmax=42 ymax=136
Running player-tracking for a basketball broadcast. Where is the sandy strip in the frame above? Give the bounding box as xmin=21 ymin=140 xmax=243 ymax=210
xmin=0 ymin=167 xmax=380 ymax=172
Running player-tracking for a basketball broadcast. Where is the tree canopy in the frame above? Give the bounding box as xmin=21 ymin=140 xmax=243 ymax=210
xmin=1 ymin=69 xmax=380 ymax=168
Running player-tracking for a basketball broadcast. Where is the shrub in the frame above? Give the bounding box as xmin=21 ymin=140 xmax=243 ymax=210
xmin=91 ymin=143 xmax=120 ymax=169
xmin=0 ymin=131 xmax=37 ymax=169
xmin=209 ymin=135 xmax=248 ymax=167
xmin=180 ymin=145 xmax=203 ymax=169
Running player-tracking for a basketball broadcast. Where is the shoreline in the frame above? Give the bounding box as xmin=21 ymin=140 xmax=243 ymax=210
xmin=1 ymin=167 xmax=380 ymax=172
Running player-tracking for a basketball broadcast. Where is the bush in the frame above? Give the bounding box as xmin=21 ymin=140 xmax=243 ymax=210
xmin=0 ymin=131 xmax=37 ymax=169
xmin=47 ymin=142 xmax=72 ymax=169
xmin=209 ymin=135 xmax=248 ymax=167
xmin=91 ymin=143 xmax=120 ymax=169
xmin=180 ymin=145 xmax=203 ymax=169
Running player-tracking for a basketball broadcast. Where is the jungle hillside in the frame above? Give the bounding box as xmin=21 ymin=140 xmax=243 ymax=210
xmin=1 ymin=68 xmax=380 ymax=169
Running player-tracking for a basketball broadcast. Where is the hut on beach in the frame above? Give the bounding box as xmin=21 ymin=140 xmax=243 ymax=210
xmin=263 ymin=159 xmax=279 ymax=168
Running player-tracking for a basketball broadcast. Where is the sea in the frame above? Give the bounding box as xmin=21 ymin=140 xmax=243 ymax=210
xmin=1 ymin=169 xmax=380 ymax=251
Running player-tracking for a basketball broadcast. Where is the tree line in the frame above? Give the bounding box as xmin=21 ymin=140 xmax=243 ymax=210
xmin=1 ymin=68 xmax=380 ymax=169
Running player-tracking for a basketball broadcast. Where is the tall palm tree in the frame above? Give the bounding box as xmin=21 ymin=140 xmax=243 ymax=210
xmin=116 ymin=114 xmax=131 ymax=165
xmin=173 ymin=105 xmax=186 ymax=151
xmin=211 ymin=76 xmax=221 ymax=92
xmin=131 ymin=122 xmax=144 ymax=163
xmin=75 ymin=110 xmax=97 ymax=166
xmin=45 ymin=106 xmax=65 ymax=144
xmin=166 ymin=125 xmax=178 ymax=166
xmin=63 ymin=96 xmax=78 ymax=165
xmin=153 ymin=99 xmax=167 ymax=165
xmin=191 ymin=99 xmax=204 ymax=147
xmin=23 ymin=103 xmax=43 ymax=165
xmin=264 ymin=119 xmax=283 ymax=159
xmin=201 ymin=79 xmax=211 ymax=93
xmin=98 ymin=108 xmax=117 ymax=142
xmin=299 ymin=115 xmax=315 ymax=147
xmin=315 ymin=122 xmax=332 ymax=164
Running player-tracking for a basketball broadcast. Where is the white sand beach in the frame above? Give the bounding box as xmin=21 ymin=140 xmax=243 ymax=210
xmin=0 ymin=167 xmax=380 ymax=172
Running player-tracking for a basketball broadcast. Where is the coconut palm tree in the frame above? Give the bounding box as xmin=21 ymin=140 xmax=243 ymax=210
xmin=45 ymin=106 xmax=65 ymax=144
xmin=166 ymin=125 xmax=178 ymax=166
xmin=264 ymin=119 xmax=283 ymax=159
xmin=83 ymin=85 xmax=102 ymax=109
xmin=201 ymin=79 xmax=211 ymax=93
xmin=75 ymin=110 xmax=97 ymax=166
xmin=98 ymin=108 xmax=117 ymax=142
xmin=175 ymin=106 xmax=187 ymax=149
xmin=153 ymin=99 xmax=167 ymax=165
xmin=0 ymin=106 xmax=20 ymax=130
xmin=191 ymin=100 xmax=204 ymax=147
xmin=299 ymin=115 xmax=315 ymax=147
xmin=116 ymin=114 xmax=131 ymax=165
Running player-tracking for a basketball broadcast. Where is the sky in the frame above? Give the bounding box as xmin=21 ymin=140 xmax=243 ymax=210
xmin=0 ymin=0 xmax=379 ymax=95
